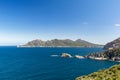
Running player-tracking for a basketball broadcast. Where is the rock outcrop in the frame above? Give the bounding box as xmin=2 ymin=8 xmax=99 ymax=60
xmin=87 ymin=48 xmax=120 ymax=61
xmin=74 ymin=55 xmax=84 ymax=59
xmin=61 ymin=53 xmax=72 ymax=58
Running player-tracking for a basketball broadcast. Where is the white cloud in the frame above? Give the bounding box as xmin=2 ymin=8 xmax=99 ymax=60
xmin=114 ymin=24 xmax=120 ymax=27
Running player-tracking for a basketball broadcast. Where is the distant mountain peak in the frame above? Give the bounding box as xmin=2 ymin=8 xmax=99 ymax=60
xmin=76 ymin=39 xmax=86 ymax=42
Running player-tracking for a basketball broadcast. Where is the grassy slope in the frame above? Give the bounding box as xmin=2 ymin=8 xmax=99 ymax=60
xmin=76 ymin=64 xmax=120 ymax=80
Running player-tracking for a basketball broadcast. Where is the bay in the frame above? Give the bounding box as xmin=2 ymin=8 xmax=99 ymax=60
xmin=0 ymin=47 xmax=119 ymax=80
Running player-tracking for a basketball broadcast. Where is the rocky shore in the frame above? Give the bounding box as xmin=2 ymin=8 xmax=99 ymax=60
xmin=51 ymin=53 xmax=85 ymax=59
xmin=51 ymin=48 xmax=120 ymax=62
xmin=76 ymin=37 xmax=120 ymax=80
xmin=86 ymin=48 xmax=120 ymax=62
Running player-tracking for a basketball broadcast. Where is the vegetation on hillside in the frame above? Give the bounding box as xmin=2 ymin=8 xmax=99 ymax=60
xmin=76 ymin=64 xmax=120 ymax=80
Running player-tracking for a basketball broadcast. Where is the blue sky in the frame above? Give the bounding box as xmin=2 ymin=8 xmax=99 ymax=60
xmin=0 ymin=0 xmax=120 ymax=45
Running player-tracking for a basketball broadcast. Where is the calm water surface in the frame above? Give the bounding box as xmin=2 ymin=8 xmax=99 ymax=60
xmin=0 ymin=46 xmax=119 ymax=80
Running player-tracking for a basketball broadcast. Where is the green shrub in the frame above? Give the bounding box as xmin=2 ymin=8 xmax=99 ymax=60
xmin=76 ymin=64 xmax=120 ymax=80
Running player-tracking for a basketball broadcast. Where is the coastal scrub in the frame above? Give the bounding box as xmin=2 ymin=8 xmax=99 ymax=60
xmin=76 ymin=64 xmax=120 ymax=80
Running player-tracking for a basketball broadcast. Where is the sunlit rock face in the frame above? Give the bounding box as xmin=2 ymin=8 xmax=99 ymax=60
xmin=104 ymin=37 xmax=120 ymax=50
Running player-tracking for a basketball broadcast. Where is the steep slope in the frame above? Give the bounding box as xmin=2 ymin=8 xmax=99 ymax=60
xmin=76 ymin=64 xmax=120 ymax=80
xmin=104 ymin=37 xmax=120 ymax=50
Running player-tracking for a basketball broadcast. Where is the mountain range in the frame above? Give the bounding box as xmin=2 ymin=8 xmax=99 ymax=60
xmin=20 ymin=39 xmax=102 ymax=47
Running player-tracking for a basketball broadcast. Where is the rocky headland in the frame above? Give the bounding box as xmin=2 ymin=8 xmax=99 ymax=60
xmin=86 ymin=37 xmax=120 ymax=62
xmin=104 ymin=37 xmax=120 ymax=50
xmin=76 ymin=37 xmax=120 ymax=80
xmin=86 ymin=48 xmax=120 ymax=62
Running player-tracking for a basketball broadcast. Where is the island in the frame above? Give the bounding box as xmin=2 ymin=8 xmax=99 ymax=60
xmin=19 ymin=39 xmax=102 ymax=47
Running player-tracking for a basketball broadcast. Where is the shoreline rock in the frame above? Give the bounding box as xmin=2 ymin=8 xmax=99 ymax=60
xmin=51 ymin=53 xmax=85 ymax=59
xmin=74 ymin=55 xmax=84 ymax=59
xmin=61 ymin=53 xmax=72 ymax=58
xmin=86 ymin=49 xmax=120 ymax=62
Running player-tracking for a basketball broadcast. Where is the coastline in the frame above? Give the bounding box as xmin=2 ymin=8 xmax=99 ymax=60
xmin=17 ymin=45 xmax=103 ymax=48
xmin=87 ymin=56 xmax=120 ymax=62
xmin=86 ymin=49 xmax=120 ymax=62
xmin=87 ymin=56 xmax=108 ymax=60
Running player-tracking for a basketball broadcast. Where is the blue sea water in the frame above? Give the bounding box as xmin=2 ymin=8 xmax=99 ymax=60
xmin=0 ymin=46 xmax=119 ymax=80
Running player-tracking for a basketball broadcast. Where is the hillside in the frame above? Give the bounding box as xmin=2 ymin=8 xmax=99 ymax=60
xmin=21 ymin=39 xmax=102 ymax=47
xmin=76 ymin=64 xmax=120 ymax=80
xmin=104 ymin=37 xmax=120 ymax=50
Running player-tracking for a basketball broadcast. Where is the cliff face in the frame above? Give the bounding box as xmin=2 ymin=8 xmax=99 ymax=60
xmin=104 ymin=37 xmax=120 ymax=50
xmin=22 ymin=39 xmax=101 ymax=47
xmin=76 ymin=64 xmax=120 ymax=80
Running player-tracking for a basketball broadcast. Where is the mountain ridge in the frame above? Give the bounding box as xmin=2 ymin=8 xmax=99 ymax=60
xmin=20 ymin=39 xmax=102 ymax=47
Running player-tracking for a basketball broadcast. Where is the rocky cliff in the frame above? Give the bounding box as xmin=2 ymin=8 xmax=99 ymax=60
xmin=104 ymin=37 xmax=120 ymax=50
xmin=86 ymin=48 xmax=120 ymax=61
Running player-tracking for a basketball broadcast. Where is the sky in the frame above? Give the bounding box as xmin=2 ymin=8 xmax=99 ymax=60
xmin=0 ymin=0 xmax=120 ymax=45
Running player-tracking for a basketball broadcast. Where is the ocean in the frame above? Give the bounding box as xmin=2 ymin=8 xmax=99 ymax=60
xmin=0 ymin=46 xmax=119 ymax=80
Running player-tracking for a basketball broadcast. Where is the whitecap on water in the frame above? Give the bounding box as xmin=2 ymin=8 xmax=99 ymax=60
xmin=51 ymin=55 xmax=59 ymax=57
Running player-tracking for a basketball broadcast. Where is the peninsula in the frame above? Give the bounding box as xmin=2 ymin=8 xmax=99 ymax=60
xmin=20 ymin=39 xmax=102 ymax=47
